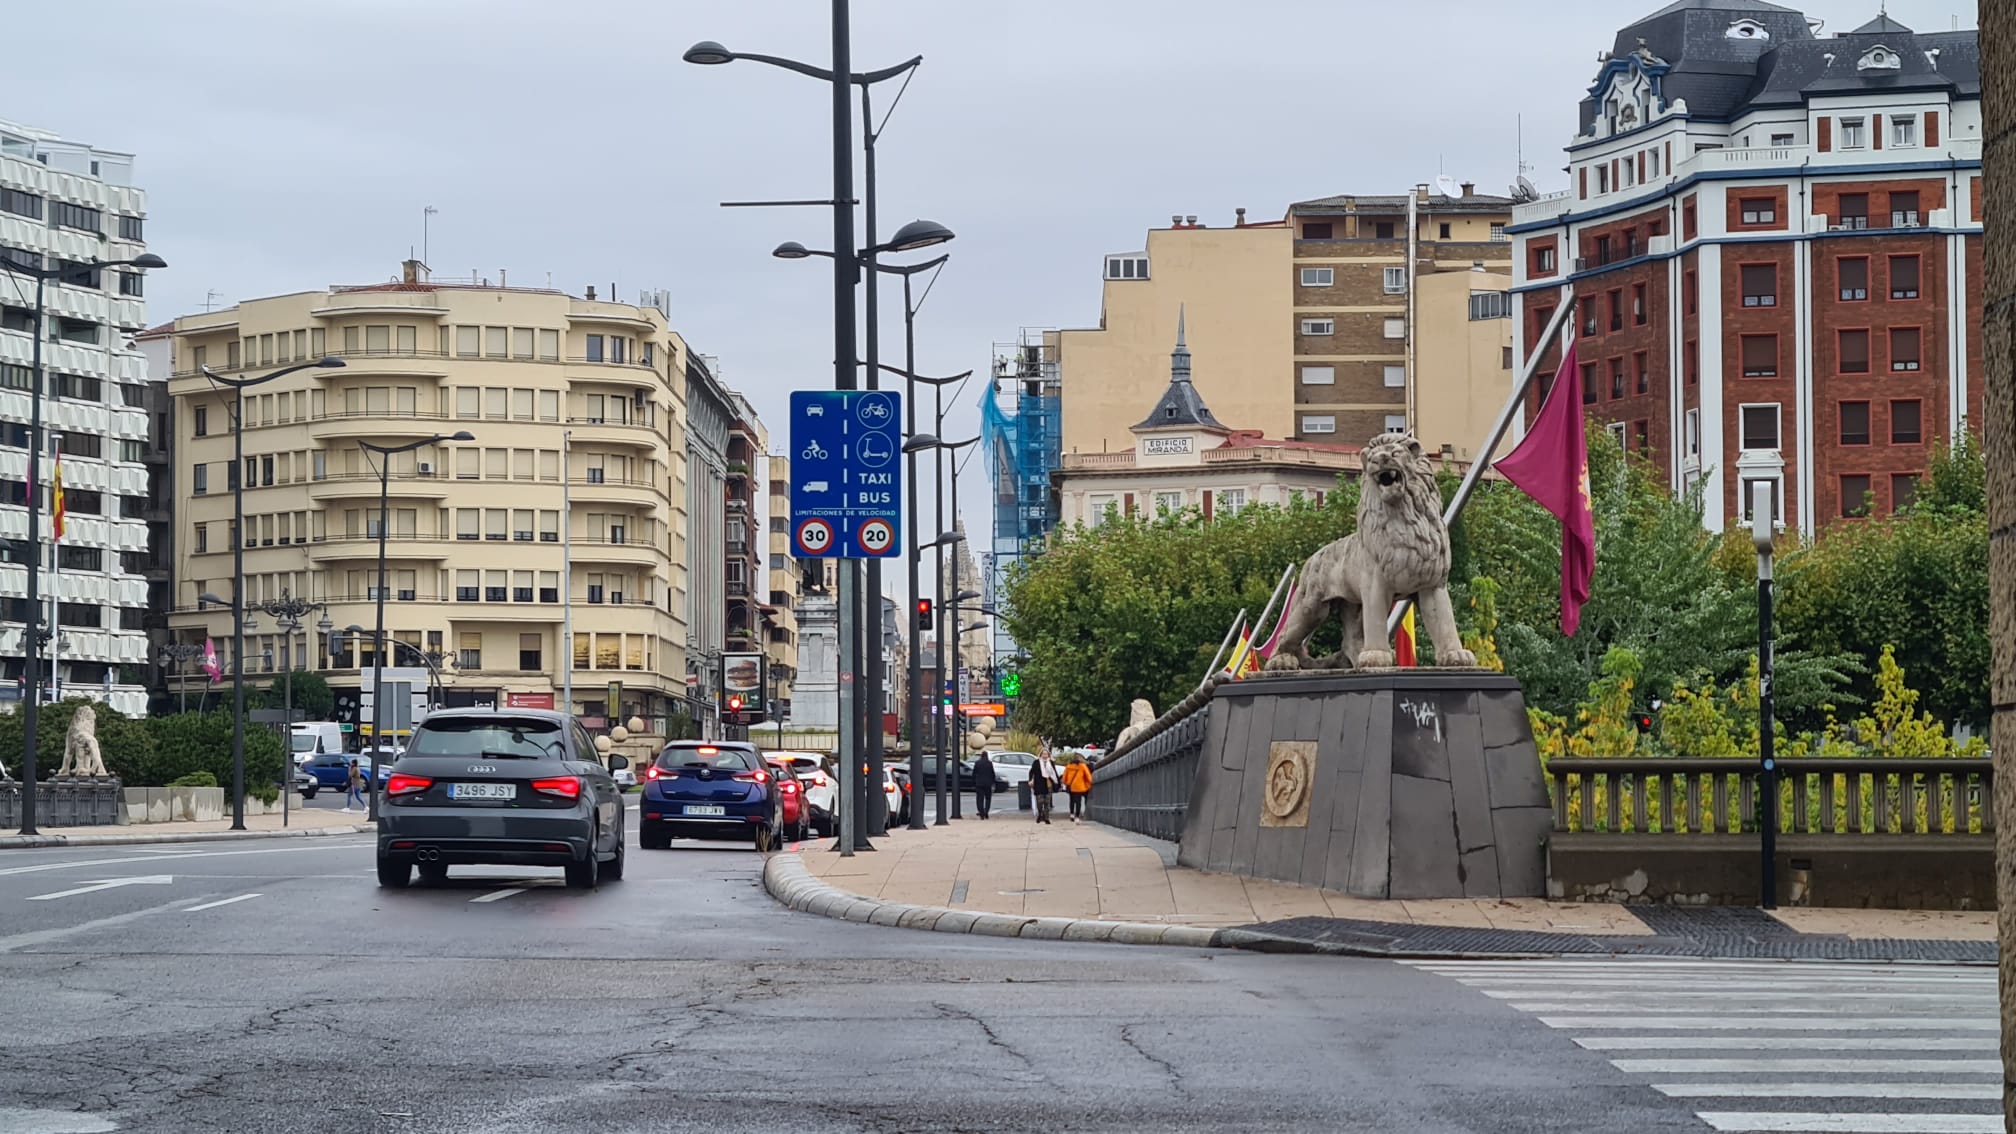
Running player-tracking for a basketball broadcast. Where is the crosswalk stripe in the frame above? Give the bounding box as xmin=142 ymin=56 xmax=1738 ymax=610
xmin=1411 ymin=962 xmax=1991 ymax=978
xmin=1515 ymin=1002 xmax=1951 ymax=1013
xmin=1575 ymin=1036 xmax=1997 ymax=1052
xmin=1696 ymin=1113 xmax=2000 ymax=1132
xmin=1613 ymin=1058 xmax=1998 ymax=1074
xmin=1655 ymin=1084 xmax=2000 ymax=1100
xmin=1489 ymin=989 xmax=1993 ymax=1002
xmin=1538 ymin=1016 xmax=1994 ymax=1030
xmin=1473 ymin=982 xmax=1994 ymax=994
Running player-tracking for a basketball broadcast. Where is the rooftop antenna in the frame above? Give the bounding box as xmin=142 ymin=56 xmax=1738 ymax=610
xmin=422 ymin=205 xmax=438 ymax=265
xmin=202 ymin=289 xmax=222 ymax=312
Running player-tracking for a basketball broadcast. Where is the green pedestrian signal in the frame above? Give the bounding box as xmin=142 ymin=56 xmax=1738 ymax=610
xmin=1001 ymin=672 xmax=1022 ymax=698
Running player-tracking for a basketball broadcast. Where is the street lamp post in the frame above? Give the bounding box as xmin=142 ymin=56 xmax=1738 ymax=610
xmin=256 ymin=591 xmax=329 ymax=829
xmin=1751 ymin=482 xmax=1777 ymax=909
xmin=3 ymin=252 xmax=165 ymax=835
xmin=357 ymin=432 xmax=474 ymax=820
xmin=687 ymin=27 xmax=925 ymax=852
xmin=201 ymin=357 xmax=345 ymax=830
xmin=158 ymin=642 xmax=204 ymax=715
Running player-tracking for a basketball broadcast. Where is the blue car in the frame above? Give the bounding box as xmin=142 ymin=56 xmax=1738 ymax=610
xmin=300 ymin=753 xmax=391 ymax=796
xmin=638 ymin=741 xmax=780 ymax=850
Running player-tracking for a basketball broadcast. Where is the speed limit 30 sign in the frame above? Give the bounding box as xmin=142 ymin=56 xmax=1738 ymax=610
xmin=789 ymin=390 xmax=903 ymax=558
xmin=795 ymin=518 xmax=835 ymax=556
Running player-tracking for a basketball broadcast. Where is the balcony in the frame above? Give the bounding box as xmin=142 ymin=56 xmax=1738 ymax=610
xmin=569 ymin=538 xmax=660 ymax=567
xmin=307 ymin=472 xmax=455 ymax=502
xmin=563 ymin=415 xmax=659 ymax=449
xmin=568 ymin=473 xmax=661 ymax=505
xmin=310 ymin=409 xmax=457 ymax=443
xmin=306 ymin=534 xmax=457 ymax=563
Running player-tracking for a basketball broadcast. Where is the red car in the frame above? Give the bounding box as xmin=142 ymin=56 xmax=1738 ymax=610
xmin=766 ymin=758 xmax=812 ymax=843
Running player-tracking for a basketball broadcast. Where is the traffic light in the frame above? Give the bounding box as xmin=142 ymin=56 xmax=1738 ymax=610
xmin=1634 ymin=712 xmax=1652 ymax=733
xmin=727 ymin=695 xmax=744 ymax=713
xmin=1001 ymin=672 xmax=1022 ymax=698
xmin=915 ymin=598 xmax=933 ymax=631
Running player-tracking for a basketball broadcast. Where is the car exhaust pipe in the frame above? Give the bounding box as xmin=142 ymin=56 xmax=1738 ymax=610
xmin=417 ymin=847 xmax=440 ymax=862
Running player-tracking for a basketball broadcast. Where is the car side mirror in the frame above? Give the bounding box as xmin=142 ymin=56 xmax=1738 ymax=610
xmin=609 ymin=755 xmax=629 ymax=771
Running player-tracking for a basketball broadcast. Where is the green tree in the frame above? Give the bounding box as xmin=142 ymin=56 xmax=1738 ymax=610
xmin=141 ymin=712 xmax=286 ymax=802
xmin=1002 ymin=483 xmax=1359 ymax=744
xmin=257 ymin=670 xmax=335 ymax=719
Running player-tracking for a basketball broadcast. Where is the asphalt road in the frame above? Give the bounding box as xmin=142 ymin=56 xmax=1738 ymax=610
xmin=0 ymin=810 xmax=1842 ymax=1134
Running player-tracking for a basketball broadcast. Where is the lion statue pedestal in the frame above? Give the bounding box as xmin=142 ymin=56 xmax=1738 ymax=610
xmin=1176 ymin=670 xmax=1552 ymax=899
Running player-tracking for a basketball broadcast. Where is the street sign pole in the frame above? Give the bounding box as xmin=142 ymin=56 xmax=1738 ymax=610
xmin=791 ymin=388 xmax=902 ymax=855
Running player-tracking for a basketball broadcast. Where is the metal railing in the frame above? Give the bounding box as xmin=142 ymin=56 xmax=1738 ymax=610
xmin=1086 ymin=674 xmax=1225 ymax=841
xmin=1547 ymin=757 xmax=1993 ymax=835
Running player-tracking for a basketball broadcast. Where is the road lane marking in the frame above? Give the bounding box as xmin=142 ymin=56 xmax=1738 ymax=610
xmin=0 ymin=897 xmax=204 ymax=952
xmin=27 ymin=875 xmax=175 ymax=901
xmin=1698 ymin=1114 xmax=1999 ymax=1133
xmin=1657 ymin=1084 xmax=1999 ymax=1100
xmin=1575 ymin=1037 xmax=1997 ymax=1051
xmin=470 ymin=888 xmax=526 ymax=903
xmin=1614 ymin=1058 xmax=1998 ymax=1074
xmin=0 ymin=842 xmax=371 ymax=878
xmin=185 ymin=893 xmax=261 ymax=912
xmin=1539 ymin=1017 xmax=1995 ymax=1030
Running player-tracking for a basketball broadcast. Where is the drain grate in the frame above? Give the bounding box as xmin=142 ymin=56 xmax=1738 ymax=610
xmin=1232 ymin=913 xmax=1994 ymax=962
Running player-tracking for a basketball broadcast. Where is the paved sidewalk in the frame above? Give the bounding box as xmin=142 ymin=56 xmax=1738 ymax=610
xmin=0 ymin=807 xmax=371 ymax=849
xmin=789 ymin=812 xmax=1996 ymax=960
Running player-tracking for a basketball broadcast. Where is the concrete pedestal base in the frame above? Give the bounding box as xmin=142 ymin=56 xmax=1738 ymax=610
xmin=1176 ymin=671 xmax=1552 ymax=899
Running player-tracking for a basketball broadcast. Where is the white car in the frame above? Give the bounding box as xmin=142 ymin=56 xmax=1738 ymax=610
xmin=612 ymin=767 xmax=637 ymax=791
xmin=989 ymin=751 xmax=1037 ymax=788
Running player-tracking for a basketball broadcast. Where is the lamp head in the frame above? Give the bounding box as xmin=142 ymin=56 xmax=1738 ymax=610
xmin=448 ymin=431 xmax=476 ymax=442
xmin=314 ymin=356 xmax=346 ymax=369
xmin=902 ymin=434 xmax=940 ymax=453
xmin=772 ymin=241 xmax=813 ymax=260
xmin=886 ymin=219 xmax=955 ymax=252
xmin=128 ymin=253 xmax=168 ymax=269
xmin=957 ymin=590 xmax=982 ymax=602
xmin=683 ymin=40 xmax=735 ymax=65
xmin=937 ymin=531 xmax=965 ymax=546
xmin=199 ymin=592 xmax=228 ymax=607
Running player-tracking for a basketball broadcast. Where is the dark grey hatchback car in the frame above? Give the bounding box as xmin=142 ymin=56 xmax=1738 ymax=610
xmin=376 ymin=709 xmax=627 ymax=889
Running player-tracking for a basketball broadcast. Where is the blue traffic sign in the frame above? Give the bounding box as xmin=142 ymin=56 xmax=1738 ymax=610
xmin=790 ymin=390 xmax=902 ymax=559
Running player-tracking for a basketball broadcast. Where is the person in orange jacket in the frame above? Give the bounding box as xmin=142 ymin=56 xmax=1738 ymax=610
xmin=1060 ymin=754 xmax=1094 ymax=824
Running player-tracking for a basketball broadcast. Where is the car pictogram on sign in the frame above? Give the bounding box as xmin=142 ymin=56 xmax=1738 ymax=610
xmin=796 ymin=518 xmax=835 ymax=556
xmin=856 ymin=518 xmax=895 ymax=556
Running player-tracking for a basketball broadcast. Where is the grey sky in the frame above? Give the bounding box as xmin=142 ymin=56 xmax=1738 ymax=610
xmin=7 ymin=0 xmax=1978 ymax=567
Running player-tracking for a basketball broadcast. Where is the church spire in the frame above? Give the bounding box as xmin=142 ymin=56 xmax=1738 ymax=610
xmin=1132 ymin=304 xmax=1226 ymax=433
xmin=1171 ymin=304 xmax=1192 ymax=383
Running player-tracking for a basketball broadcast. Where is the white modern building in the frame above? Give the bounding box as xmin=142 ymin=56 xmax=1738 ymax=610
xmin=0 ymin=119 xmax=156 ymax=715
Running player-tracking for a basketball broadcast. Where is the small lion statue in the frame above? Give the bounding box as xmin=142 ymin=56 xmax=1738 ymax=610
xmin=1265 ymin=432 xmax=1476 ymax=671
xmin=1115 ymin=699 xmax=1155 ymax=750
xmin=57 ymin=703 xmax=108 ymax=778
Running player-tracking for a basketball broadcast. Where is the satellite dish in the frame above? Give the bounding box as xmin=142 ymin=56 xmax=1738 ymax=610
xmin=1511 ymin=174 xmax=1539 ymax=203
xmin=1435 ymin=174 xmax=1463 ymax=200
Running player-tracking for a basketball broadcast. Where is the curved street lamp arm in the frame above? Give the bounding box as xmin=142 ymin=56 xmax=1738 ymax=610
xmin=877 ymin=364 xmax=970 ymax=386
xmin=732 ymin=50 xmax=921 ymax=86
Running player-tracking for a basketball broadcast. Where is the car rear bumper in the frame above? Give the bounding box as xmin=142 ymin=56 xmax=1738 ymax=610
xmin=380 ymin=809 xmax=593 ymax=863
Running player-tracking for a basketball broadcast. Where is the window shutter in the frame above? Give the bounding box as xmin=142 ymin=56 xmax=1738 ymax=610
xmin=1637 ymin=152 xmax=1646 ymax=182
xmin=1872 ymin=113 xmax=1883 ymax=150
xmin=1201 ymin=490 xmax=1214 ymax=522
xmin=1926 ymin=112 xmax=1940 ymax=147
xmin=1123 ymin=492 xmax=1136 ymax=516
xmin=1579 ymin=168 xmax=1588 ymax=199
xmin=1817 ymin=118 xmax=1831 ymax=153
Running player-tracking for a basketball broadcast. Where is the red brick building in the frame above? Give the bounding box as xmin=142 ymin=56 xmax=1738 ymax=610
xmin=1510 ymin=1 xmax=1981 ymax=532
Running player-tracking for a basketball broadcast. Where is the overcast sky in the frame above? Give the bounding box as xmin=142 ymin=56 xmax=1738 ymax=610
xmin=7 ymin=0 xmax=1978 ymax=588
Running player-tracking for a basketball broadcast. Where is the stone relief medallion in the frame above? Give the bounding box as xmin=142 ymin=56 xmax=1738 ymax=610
xmin=1260 ymin=741 xmax=1315 ymax=828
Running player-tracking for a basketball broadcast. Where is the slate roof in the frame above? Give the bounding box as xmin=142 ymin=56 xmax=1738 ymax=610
xmin=1581 ymin=3 xmax=1979 ymax=131
xmin=1132 ymin=307 xmax=1227 ymax=433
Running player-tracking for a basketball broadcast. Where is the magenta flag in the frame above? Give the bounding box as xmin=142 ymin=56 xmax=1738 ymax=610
xmin=1492 ymin=340 xmax=1596 ymax=636
xmin=202 ymin=637 xmax=222 ymax=684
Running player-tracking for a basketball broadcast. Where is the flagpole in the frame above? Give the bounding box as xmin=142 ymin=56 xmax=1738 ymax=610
xmin=1385 ymin=289 xmax=1573 ymax=637
xmin=1249 ymin=562 xmax=1296 ymax=657
xmin=1202 ymin=608 xmax=1248 ymax=681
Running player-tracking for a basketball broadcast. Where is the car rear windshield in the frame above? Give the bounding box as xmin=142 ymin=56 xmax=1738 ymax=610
xmin=656 ymin=746 xmax=757 ymax=772
xmin=407 ymin=718 xmax=565 ymax=760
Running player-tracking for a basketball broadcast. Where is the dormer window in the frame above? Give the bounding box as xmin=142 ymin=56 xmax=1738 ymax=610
xmin=1726 ymin=18 xmax=1769 ymax=40
xmin=1105 ymin=255 xmax=1149 ymax=281
xmin=1858 ymin=45 xmax=1901 ymax=72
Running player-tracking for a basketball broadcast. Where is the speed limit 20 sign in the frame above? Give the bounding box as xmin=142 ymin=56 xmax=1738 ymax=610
xmin=789 ymin=390 xmax=903 ymax=559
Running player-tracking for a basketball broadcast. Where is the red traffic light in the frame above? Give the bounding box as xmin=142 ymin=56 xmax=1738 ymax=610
xmin=727 ymin=695 xmax=744 ymax=712
xmin=915 ymin=598 xmax=934 ymax=631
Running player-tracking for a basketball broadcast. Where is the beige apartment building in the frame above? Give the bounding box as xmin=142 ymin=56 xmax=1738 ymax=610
xmin=764 ymin=453 xmax=797 ymax=714
xmin=1058 ymin=188 xmax=1514 ymax=457
xmin=164 ymin=262 xmax=697 ymax=727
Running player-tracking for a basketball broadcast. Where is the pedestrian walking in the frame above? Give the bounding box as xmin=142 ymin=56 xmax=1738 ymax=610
xmin=972 ymin=751 xmax=996 ymax=819
xmin=1031 ymin=748 xmax=1061 ymax=824
xmin=1061 ymin=753 xmax=1094 ymax=824
xmin=343 ymin=759 xmax=366 ymax=812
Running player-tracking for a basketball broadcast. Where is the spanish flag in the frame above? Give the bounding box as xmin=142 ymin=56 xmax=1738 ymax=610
xmin=1223 ymin=625 xmax=1259 ymax=678
xmin=51 ymin=449 xmax=64 ymax=541
xmin=1393 ymin=604 xmax=1417 ymax=668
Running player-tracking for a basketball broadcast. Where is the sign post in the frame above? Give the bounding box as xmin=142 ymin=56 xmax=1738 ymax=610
xmin=791 ymin=390 xmax=902 ymax=855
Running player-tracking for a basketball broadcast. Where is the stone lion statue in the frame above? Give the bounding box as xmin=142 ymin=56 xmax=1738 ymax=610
xmin=57 ymin=703 xmax=108 ymax=778
xmin=1265 ymin=432 xmax=1476 ymax=671
xmin=1115 ymin=699 xmax=1155 ymax=749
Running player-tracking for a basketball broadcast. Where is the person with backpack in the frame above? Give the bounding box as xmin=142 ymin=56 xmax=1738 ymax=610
xmin=1061 ymin=753 xmax=1094 ymax=824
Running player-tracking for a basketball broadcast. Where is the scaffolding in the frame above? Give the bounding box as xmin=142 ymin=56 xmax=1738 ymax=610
xmin=980 ymin=328 xmax=1061 ymax=666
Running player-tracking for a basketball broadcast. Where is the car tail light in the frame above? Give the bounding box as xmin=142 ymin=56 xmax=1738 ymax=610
xmin=531 ymin=776 xmax=582 ymax=799
xmin=697 ymin=746 xmax=719 ymax=754
xmin=386 ymin=774 xmax=432 ymax=797
xmin=732 ymin=768 xmax=771 ymax=784
xmin=781 ymin=780 xmax=799 ymax=795
xmin=646 ymin=766 xmax=664 ymax=780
